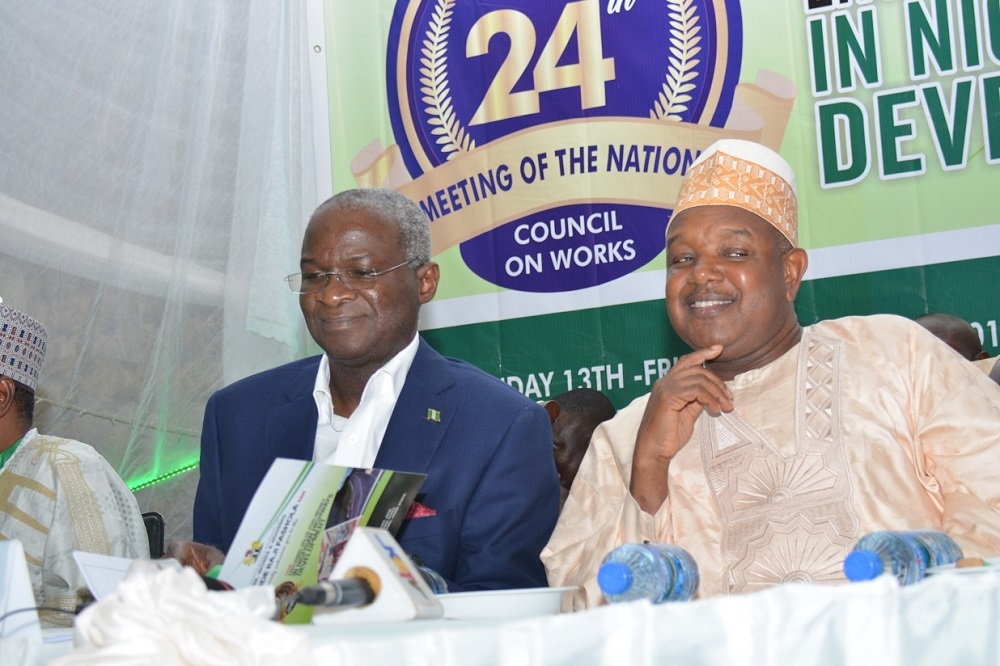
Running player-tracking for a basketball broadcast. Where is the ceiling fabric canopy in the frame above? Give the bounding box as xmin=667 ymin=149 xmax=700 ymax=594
xmin=0 ymin=0 xmax=318 ymax=541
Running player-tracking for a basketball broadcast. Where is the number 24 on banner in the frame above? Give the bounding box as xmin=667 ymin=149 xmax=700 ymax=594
xmin=468 ymin=0 xmax=617 ymax=125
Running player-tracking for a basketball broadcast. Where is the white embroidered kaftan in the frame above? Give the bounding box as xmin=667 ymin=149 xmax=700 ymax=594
xmin=0 ymin=429 xmax=148 ymax=624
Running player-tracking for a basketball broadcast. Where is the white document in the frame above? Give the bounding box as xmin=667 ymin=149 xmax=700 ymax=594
xmin=71 ymin=552 xmax=181 ymax=600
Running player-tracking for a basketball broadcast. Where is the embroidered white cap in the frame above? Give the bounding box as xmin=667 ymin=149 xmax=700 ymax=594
xmin=672 ymin=139 xmax=798 ymax=246
xmin=0 ymin=298 xmax=47 ymax=394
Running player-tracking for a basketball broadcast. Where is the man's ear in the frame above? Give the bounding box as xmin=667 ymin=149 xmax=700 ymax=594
xmin=543 ymin=400 xmax=560 ymax=424
xmin=0 ymin=377 xmax=15 ymax=420
xmin=783 ymin=247 xmax=809 ymax=302
xmin=416 ymin=262 xmax=440 ymax=305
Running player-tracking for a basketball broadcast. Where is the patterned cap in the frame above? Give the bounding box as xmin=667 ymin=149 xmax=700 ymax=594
xmin=0 ymin=299 xmax=47 ymax=393
xmin=672 ymin=139 xmax=798 ymax=246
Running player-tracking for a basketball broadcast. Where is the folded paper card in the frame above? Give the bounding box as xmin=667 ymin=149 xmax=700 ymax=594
xmin=71 ymin=552 xmax=182 ymax=600
xmin=0 ymin=540 xmax=42 ymax=664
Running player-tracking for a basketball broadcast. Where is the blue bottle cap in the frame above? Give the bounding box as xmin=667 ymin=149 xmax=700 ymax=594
xmin=843 ymin=550 xmax=884 ymax=582
xmin=597 ymin=562 xmax=634 ymax=595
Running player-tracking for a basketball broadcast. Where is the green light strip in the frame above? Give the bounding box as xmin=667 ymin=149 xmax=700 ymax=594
xmin=128 ymin=462 xmax=199 ymax=492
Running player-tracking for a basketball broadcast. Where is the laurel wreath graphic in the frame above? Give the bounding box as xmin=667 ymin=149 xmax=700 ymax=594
xmin=651 ymin=0 xmax=702 ymax=120
xmin=421 ymin=0 xmax=475 ymax=160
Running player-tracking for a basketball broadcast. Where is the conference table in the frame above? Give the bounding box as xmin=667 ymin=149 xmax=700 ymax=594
xmin=37 ymin=571 xmax=1000 ymax=664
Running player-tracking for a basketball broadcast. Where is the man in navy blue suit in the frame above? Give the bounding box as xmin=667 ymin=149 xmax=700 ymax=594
xmin=191 ymin=188 xmax=560 ymax=591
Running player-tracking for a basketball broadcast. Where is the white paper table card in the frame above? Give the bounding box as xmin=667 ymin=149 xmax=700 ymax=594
xmin=0 ymin=540 xmax=42 ymax=664
xmin=71 ymin=551 xmax=182 ymax=601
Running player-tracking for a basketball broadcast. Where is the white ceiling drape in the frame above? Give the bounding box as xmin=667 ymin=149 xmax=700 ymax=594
xmin=0 ymin=0 xmax=318 ymax=541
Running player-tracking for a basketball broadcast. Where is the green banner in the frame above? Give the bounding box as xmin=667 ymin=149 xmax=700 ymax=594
xmin=423 ymin=255 xmax=1000 ymax=406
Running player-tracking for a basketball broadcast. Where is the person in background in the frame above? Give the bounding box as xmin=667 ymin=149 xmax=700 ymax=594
xmin=915 ymin=312 xmax=989 ymax=361
xmin=543 ymin=140 xmax=1000 ymax=609
xmin=190 ymin=188 xmax=560 ymax=591
xmin=0 ymin=298 xmax=149 ymax=625
xmin=915 ymin=312 xmax=1000 ymax=385
xmin=544 ymin=388 xmax=616 ymax=508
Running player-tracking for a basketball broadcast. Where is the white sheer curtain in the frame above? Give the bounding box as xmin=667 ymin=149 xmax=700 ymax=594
xmin=0 ymin=1 xmax=317 ymax=542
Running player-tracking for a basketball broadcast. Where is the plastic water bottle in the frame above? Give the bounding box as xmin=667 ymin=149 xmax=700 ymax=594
xmin=843 ymin=530 xmax=963 ymax=585
xmin=597 ymin=543 xmax=699 ymax=603
xmin=415 ymin=564 xmax=448 ymax=594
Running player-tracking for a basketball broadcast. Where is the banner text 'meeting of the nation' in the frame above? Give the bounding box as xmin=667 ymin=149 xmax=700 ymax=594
xmin=416 ymin=141 xmax=697 ymax=222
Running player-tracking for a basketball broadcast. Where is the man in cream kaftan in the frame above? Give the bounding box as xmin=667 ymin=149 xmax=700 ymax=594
xmin=542 ymin=139 xmax=1000 ymax=610
xmin=544 ymin=315 xmax=1000 ymax=608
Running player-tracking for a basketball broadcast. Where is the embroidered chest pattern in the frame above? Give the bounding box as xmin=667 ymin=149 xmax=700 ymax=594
xmin=700 ymin=331 xmax=861 ymax=593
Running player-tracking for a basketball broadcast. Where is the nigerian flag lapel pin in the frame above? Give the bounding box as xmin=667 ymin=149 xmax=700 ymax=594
xmin=426 ymin=408 xmax=441 ymax=422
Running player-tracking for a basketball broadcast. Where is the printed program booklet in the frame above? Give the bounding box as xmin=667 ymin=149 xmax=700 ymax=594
xmin=217 ymin=457 xmax=425 ymax=623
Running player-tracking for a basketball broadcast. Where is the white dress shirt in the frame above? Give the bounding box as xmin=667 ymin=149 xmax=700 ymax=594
xmin=311 ymin=334 xmax=419 ymax=468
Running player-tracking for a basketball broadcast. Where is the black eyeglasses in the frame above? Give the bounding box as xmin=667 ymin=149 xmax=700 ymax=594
xmin=285 ymin=259 xmax=420 ymax=294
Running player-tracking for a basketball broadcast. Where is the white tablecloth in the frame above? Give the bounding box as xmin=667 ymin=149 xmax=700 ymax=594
xmin=306 ymin=574 xmax=1000 ymax=666
xmin=34 ymin=572 xmax=1000 ymax=665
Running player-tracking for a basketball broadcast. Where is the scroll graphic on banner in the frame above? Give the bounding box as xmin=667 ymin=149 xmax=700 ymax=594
xmin=218 ymin=459 xmax=425 ymax=624
xmin=341 ymin=0 xmax=797 ymax=293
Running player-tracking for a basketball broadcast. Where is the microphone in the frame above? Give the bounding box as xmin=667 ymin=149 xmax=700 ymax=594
xmin=293 ymin=572 xmax=378 ymax=609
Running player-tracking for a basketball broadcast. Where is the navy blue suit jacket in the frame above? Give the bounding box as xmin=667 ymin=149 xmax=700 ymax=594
xmin=193 ymin=339 xmax=560 ymax=591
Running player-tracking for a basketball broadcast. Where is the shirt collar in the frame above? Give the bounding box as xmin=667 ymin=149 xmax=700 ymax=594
xmin=0 ymin=428 xmax=35 ymax=470
xmin=313 ymin=334 xmax=421 ymax=416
